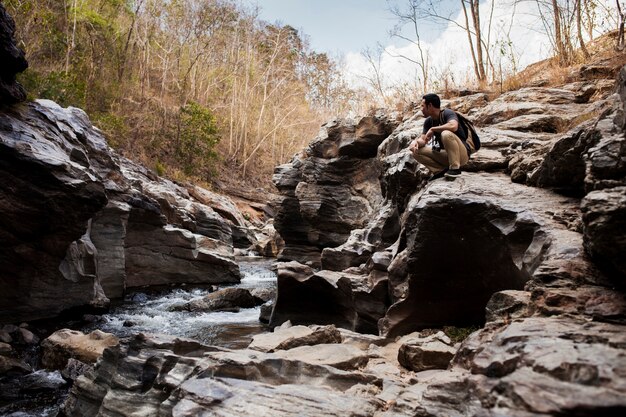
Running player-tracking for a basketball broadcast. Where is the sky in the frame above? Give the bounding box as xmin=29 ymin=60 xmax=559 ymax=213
xmin=252 ymin=0 xmax=614 ymax=91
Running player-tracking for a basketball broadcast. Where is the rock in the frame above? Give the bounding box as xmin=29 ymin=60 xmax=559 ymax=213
xmin=273 ymin=343 xmax=369 ymax=371
xmin=259 ymin=301 xmax=273 ymax=324
xmin=171 ymin=377 xmax=383 ymax=417
xmin=380 ymin=173 xmax=589 ymax=337
xmin=397 ymin=331 xmax=457 ymax=372
xmin=270 ymin=263 xmax=389 ymax=333
xmin=248 ymin=325 xmax=342 ymax=353
xmin=16 ymin=327 xmax=38 ymax=345
xmin=530 ymin=286 xmax=626 ymax=320
xmin=21 ymin=369 xmax=68 ymax=391
xmin=41 ymin=329 xmax=119 ymax=369
xmin=0 ymin=341 xmax=11 ymax=354
xmin=90 ymin=201 xmax=130 ymax=299
xmin=124 ymin=222 xmax=241 ymax=289
xmin=61 ymin=358 xmax=92 ymax=382
xmin=0 ymin=330 xmax=11 ymax=343
xmin=251 ymin=220 xmax=284 ymax=257
xmin=446 ymin=93 xmax=489 ymax=115
xmin=249 ymin=287 xmax=275 ymax=304
xmin=0 ymin=4 xmax=27 ymax=104
xmin=582 ymin=187 xmax=626 ymax=281
xmin=62 ymin=333 xmax=384 ymax=417
xmin=485 ymin=290 xmax=531 ymax=322
xmin=0 ymin=100 xmax=109 ymax=323
xmin=273 ymin=116 xmax=388 ymax=267
xmin=0 ymin=355 xmax=31 ymax=376
xmin=182 ymin=287 xmax=257 ymax=312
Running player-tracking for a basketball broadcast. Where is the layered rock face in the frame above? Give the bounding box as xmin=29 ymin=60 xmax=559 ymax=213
xmin=0 ymin=99 xmax=265 ymax=323
xmin=273 ymin=114 xmax=398 ymax=268
xmin=272 ymin=67 xmax=625 ymax=335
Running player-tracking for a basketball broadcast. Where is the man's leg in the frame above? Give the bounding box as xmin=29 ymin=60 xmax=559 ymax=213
xmin=414 ymin=146 xmax=449 ymax=173
xmin=441 ymin=131 xmax=469 ymax=169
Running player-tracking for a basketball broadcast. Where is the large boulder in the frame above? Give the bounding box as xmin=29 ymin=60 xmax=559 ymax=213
xmin=380 ymin=172 xmax=594 ymax=337
xmin=272 ymin=114 xmax=396 ymax=267
xmin=0 ymin=101 xmax=108 ymax=323
xmin=41 ymin=329 xmax=119 ymax=369
xmin=269 ymin=262 xmax=389 ymax=334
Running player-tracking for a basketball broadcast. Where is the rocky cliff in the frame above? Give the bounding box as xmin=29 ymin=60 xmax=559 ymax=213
xmin=0 ymin=5 xmax=277 ymax=323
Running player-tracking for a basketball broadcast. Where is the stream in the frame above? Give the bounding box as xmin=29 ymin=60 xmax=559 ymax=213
xmin=0 ymin=256 xmax=277 ymax=416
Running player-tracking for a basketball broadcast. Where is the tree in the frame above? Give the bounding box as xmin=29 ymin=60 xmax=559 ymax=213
xmin=390 ymin=0 xmax=494 ymax=85
xmin=388 ymin=0 xmax=431 ymax=91
xmin=617 ymin=0 xmax=625 ymax=50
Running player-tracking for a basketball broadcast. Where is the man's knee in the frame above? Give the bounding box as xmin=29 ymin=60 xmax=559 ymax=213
xmin=441 ymin=130 xmax=460 ymax=144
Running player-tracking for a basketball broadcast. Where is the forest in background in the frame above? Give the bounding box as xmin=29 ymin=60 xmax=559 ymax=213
xmin=5 ymin=0 xmax=364 ymax=188
xmin=4 ymin=0 xmax=625 ymax=189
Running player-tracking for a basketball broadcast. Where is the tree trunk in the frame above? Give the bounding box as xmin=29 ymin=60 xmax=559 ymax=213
xmin=470 ymin=0 xmax=486 ymax=82
xmin=576 ymin=0 xmax=590 ymax=58
xmin=617 ymin=0 xmax=626 ymax=51
xmin=552 ymin=0 xmax=568 ymax=65
xmin=461 ymin=1 xmax=481 ymax=81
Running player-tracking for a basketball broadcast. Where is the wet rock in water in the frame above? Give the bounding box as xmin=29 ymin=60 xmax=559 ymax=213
xmin=248 ymin=324 xmax=342 ymax=353
xmin=178 ymin=287 xmax=257 ymax=312
xmin=129 ymin=292 xmax=149 ymax=303
xmin=0 ymin=355 xmax=31 ymax=376
xmin=397 ymin=331 xmax=457 ymax=372
xmin=20 ymin=370 xmax=67 ymax=392
xmin=41 ymin=329 xmax=119 ymax=369
xmin=61 ymin=358 xmax=92 ymax=382
xmin=259 ymin=301 xmax=274 ymax=323
xmin=249 ymin=287 xmax=276 ymax=304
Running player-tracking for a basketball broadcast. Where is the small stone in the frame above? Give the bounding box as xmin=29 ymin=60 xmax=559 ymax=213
xmin=18 ymin=327 xmax=39 ymax=344
xmin=0 ymin=342 xmax=12 ymax=354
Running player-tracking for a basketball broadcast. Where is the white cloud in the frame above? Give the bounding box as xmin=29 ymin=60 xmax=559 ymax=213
xmin=342 ymin=0 xmax=615 ymax=94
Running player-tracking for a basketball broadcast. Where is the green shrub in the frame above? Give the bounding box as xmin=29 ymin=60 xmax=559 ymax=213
xmin=443 ymin=325 xmax=480 ymax=343
xmin=91 ymin=112 xmax=129 ymax=149
xmin=176 ymin=101 xmax=220 ymax=178
xmin=17 ymin=69 xmax=86 ymax=109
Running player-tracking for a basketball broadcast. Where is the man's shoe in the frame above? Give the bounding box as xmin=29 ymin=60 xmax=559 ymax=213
xmin=428 ymin=168 xmax=448 ymax=181
xmin=444 ymin=168 xmax=462 ymax=179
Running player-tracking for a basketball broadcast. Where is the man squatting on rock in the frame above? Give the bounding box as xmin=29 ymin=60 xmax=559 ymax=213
xmin=409 ymin=93 xmax=474 ymax=181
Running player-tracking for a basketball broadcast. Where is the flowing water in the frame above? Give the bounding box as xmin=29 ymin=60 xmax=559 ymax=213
xmin=85 ymin=256 xmax=276 ymax=348
xmin=0 ymin=256 xmax=277 ymax=416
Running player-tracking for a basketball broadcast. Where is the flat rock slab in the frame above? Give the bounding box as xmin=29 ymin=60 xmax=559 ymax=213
xmin=248 ymin=325 xmax=341 ymax=352
xmin=173 ymin=376 xmax=384 ymax=417
xmin=273 ymin=343 xmax=369 ymax=371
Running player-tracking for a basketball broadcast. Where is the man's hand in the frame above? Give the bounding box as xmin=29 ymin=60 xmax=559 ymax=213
xmin=409 ymin=138 xmax=426 ymax=157
xmin=425 ymin=128 xmax=435 ymax=141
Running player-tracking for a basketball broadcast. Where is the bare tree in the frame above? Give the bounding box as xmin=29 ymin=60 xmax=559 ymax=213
xmin=359 ymin=46 xmax=391 ymax=106
xmin=617 ymin=0 xmax=625 ymax=50
xmin=387 ymin=0 xmax=430 ymax=91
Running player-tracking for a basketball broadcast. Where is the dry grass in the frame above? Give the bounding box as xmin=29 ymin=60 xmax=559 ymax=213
xmin=497 ymin=31 xmax=626 ymax=94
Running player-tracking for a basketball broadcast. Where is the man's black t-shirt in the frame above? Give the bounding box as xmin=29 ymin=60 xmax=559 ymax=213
xmin=423 ymin=108 xmax=467 ymax=149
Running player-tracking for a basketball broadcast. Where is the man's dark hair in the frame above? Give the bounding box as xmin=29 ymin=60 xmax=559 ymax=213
xmin=422 ymin=93 xmax=441 ymax=108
